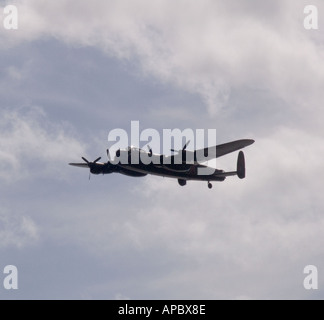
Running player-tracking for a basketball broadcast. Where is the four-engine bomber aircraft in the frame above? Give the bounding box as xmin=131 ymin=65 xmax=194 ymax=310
xmin=69 ymin=139 xmax=254 ymax=188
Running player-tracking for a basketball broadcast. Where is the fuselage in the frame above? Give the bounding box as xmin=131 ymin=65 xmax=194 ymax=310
xmin=118 ymin=162 xmax=225 ymax=181
xmin=91 ymin=147 xmax=225 ymax=181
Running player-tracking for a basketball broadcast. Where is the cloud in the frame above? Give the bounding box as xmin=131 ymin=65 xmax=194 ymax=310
xmin=0 ymin=209 xmax=39 ymax=248
xmin=0 ymin=106 xmax=86 ymax=182
xmin=30 ymin=123 xmax=324 ymax=298
xmin=1 ymin=0 xmax=323 ymax=299
xmin=115 ymin=293 xmax=130 ymax=300
xmin=97 ymin=125 xmax=324 ymax=298
xmin=6 ymin=65 xmax=23 ymax=80
xmin=1 ymin=0 xmax=324 ymax=116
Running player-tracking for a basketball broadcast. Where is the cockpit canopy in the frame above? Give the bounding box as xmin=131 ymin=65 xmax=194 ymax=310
xmin=125 ymin=146 xmax=145 ymax=153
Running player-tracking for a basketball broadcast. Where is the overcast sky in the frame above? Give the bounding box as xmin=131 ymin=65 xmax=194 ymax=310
xmin=1 ymin=0 xmax=324 ymax=299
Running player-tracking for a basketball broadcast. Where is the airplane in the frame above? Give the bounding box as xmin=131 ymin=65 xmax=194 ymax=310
xmin=69 ymin=139 xmax=254 ymax=189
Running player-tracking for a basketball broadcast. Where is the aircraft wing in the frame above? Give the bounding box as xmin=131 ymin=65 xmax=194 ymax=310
xmin=69 ymin=163 xmax=89 ymax=168
xmin=194 ymin=139 xmax=254 ymax=162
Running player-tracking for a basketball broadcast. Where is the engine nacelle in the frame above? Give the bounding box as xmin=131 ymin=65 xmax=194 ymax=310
xmin=178 ymin=179 xmax=187 ymax=186
xmin=89 ymin=163 xmax=105 ymax=174
xmin=90 ymin=163 xmax=115 ymax=175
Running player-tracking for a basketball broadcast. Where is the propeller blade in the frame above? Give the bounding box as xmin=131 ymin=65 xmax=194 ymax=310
xmin=147 ymin=145 xmax=152 ymax=156
xmin=182 ymin=140 xmax=191 ymax=151
xmin=82 ymin=157 xmax=89 ymax=164
xmin=170 ymin=140 xmax=191 ymax=153
xmin=80 ymin=156 xmax=102 ymax=180
xmin=107 ymin=149 xmax=111 ymax=161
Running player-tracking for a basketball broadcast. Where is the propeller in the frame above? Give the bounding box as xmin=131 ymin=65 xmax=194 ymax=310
xmin=81 ymin=156 xmax=102 ymax=180
xmin=82 ymin=156 xmax=101 ymax=164
xmin=182 ymin=140 xmax=190 ymax=151
xmin=82 ymin=157 xmax=89 ymax=164
xmin=170 ymin=140 xmax=191 ymax=153
xmin=147 ymin=145 xmax=152 ymax=157
xmin=106 ymin=149 xmax=111 ymax=161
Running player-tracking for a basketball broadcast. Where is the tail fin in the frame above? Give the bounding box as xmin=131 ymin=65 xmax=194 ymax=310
xmin=237 ymin=151 xmax=245 ymax=179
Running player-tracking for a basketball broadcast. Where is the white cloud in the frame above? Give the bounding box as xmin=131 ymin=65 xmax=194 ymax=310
xmin=92 ymin=126 xmax=323 ymax=298
xmin=0 ymin=106 xmax=86 ymax=182
xmin=0 ymin=209 xmax=39 ymax=248
xmin=35 ymin=124 xmax=324 ymax=298
xmin=1 ymin=0 xmax=324 ymax=116
xmin=1 ymin=0 xmax=324 ymax=299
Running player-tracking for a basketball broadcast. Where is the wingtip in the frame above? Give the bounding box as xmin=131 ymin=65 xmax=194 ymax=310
xmin=245 ymin=139 xmax=255 ymax=145
xmin=69 ymin=163 xmax=89 ymax=168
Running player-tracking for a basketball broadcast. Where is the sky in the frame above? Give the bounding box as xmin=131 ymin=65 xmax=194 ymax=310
xmin=0 ymin=0 xmax=324 ymax=299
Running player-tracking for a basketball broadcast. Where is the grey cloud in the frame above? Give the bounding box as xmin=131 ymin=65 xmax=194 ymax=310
xmin=0 ymin=209 xmax=39 ymax=248
xmin=0 ymin=106 xmax=86 ymax=181
xmin=0 ymin=0 xmax=323 ymax=300
xmin=2 ymin=0 xmax=324 ymax=116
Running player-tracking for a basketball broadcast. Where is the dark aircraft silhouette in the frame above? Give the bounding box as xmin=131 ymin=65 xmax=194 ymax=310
xmin=69 ymin=139 xmax=254 ymax=189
